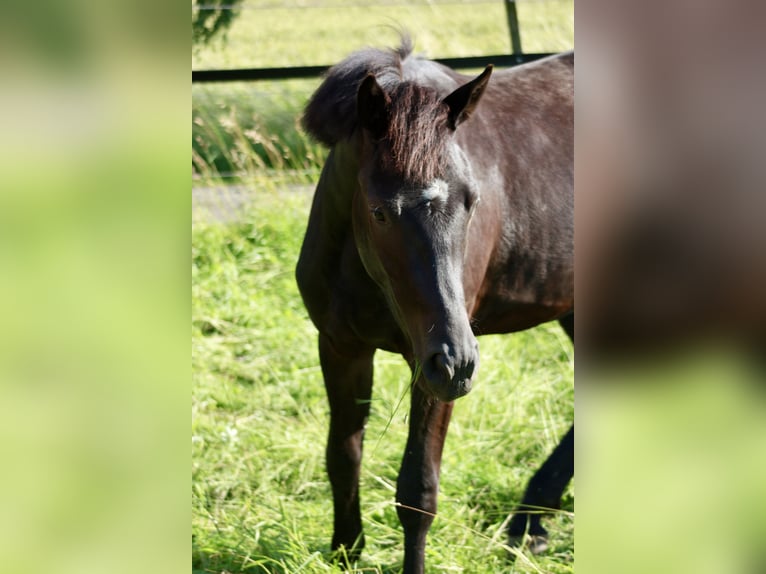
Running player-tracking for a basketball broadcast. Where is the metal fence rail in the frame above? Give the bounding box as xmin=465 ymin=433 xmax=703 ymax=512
xmin=192 ymin=52 xmax=551 ymax=83
xmin=192 ymin=0 xmax=545 ymax=83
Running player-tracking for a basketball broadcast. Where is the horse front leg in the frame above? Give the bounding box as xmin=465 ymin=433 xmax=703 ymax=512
xmin=396 ymin=376 xmax=454 ymax=574
xmin=318 ymin=333 xmax=375 ymax=560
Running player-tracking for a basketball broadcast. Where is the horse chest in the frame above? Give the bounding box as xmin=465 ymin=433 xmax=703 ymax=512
xmin=317 ymin=246 xmax=407 ymax=354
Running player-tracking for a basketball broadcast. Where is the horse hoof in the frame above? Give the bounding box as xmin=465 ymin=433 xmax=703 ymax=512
xmin=508 ymin=534 xmax=549 ymax=555
xmin=329 ymin=537 xmax=364 ymax=568
xmin=527 ymin=535 xmax=549 ymax=554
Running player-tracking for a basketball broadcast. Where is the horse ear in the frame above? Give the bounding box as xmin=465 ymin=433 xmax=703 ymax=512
xmin=357 ymin=74 xmax=391 ymax=140
xmin=443 ymin=65 xmax=493 ymax=130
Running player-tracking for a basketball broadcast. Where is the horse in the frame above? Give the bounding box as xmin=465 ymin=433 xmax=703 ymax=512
xmin=296 ymin=37 xmax=573 ymax=573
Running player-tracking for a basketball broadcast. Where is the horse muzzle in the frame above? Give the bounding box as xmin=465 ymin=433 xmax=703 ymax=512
xmin=420 ymin=339 xmax=479 ymax=402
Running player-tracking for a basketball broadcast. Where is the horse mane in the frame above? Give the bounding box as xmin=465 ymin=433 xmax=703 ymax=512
xmin=303 ymin=36 xmax=462 ymax=184
xmin=302 ymin=37 xmax=414 ymax=147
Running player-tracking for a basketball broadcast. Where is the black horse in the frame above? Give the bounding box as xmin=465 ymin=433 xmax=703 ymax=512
xmin=296 ymin=37 xmax=573 ymax=573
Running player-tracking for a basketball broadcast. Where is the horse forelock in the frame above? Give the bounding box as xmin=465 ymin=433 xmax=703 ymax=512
xmin=377 ymin=83 xmax=450 ymax=185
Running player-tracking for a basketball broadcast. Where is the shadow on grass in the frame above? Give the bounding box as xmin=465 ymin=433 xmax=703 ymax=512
xmin=192 ymin=532 xmax=405 ymax=574
xmin=448 ymin=477 xmax=574 ymax=564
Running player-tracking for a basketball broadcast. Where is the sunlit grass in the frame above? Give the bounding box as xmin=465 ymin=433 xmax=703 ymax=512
xmin=192 ymin=79 xmax=327 ymax=183
xmin=192 ymin=0 xmax=574 ymax=69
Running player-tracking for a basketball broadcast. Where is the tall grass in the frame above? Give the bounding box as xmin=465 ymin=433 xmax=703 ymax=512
xmin=192 ymin=192 xmax=574 ymax=573
xmin=192 ymin=80 xmax=326 ymax=186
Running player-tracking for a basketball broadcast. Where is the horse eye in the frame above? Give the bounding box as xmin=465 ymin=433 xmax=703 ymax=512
xmin=465 ymin=190 xmax=479 ymax=211
xmin=371 ymin=207 xmax=386 ymax=223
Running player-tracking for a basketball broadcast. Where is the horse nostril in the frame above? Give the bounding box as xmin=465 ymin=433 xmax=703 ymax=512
xmin=427 ymin=353 xmax=455 ymax=381
xmin=465 ymin=360 xmax=475 ymax=380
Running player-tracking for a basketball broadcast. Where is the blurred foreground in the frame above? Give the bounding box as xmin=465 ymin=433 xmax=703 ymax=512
xmin=577 ymin=1 xmax=766 ymax=572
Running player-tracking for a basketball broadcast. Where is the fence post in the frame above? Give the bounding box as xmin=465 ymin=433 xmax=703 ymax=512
xmin=504 ymin=0 xmax=523 ymax=58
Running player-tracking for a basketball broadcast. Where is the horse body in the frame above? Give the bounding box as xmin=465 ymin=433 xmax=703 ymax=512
xmin=455 ymin=54 xmax=574 ymax=334
xmin=296 ymin=39 xmax=573 ymax=573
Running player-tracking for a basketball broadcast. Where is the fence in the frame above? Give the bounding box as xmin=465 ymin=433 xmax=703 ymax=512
xmin=192 ymin=0 xmax=559 ymax=82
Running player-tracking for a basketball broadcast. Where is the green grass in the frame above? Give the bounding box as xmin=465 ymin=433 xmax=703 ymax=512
xmin=192 ymin=1 xmax=574 ymax=69
xmin=193 ymin=79 xmax=326 ymax=181
xmin=192 ymin=190 xmax=574 ymax=573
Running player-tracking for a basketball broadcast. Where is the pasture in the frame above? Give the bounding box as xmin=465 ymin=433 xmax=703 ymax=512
xmin=192 ymin=2 xmax=574 ymax=572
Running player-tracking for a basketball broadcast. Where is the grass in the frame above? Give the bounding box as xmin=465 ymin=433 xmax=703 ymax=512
xmin=192 ymin=1 xmax=574 ymax=69
xmin=192 ymin=191 xmax=574 ymax=573
xmin=193 ymin=79 xmax=326 ymax=182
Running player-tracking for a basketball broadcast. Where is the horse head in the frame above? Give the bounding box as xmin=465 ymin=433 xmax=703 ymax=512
xmin=352 ymin=66 xmax=493 ymax=402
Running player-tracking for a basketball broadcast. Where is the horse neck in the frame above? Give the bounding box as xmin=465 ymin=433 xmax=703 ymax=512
xmin=319 ymin=139 xmax=361 ymax=221
xmin=299 ymin=139 xmax=361 ymax=270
